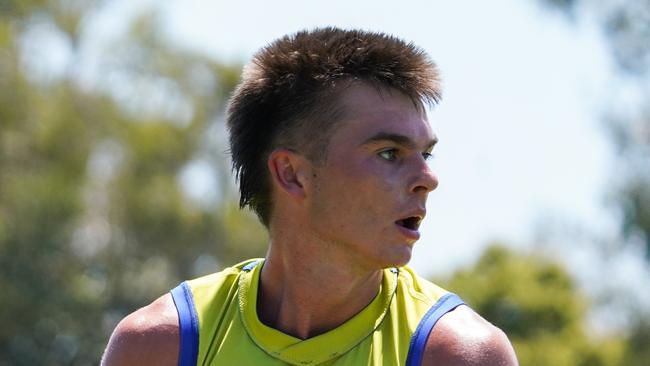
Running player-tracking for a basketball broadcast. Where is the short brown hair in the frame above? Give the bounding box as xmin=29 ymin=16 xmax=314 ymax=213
xmin=226 ymin=27 xmax=442 ymax=226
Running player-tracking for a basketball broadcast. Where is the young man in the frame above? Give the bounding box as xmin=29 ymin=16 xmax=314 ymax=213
xmin=102 ymin=27 xmax=518 ymax=365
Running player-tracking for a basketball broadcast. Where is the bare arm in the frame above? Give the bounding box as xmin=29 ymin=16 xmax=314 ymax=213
xmin=101 ymin=293 xmax=179 ymax=366
xmin=422 ymin=305 xmax=518 ymax=366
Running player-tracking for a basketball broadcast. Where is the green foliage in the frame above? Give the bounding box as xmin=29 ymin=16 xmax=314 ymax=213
xmin=0 ymin=2 xmax=266 ymax=365
xmin=622 ymin=318 xmax=650 ymax=365
xmin=440 ymin=245 xmax=626 ymax=366
xmin=540 ymin=0 xmax=650 ymax=262
xmin=540 ymin=0 xmax=650 ymax=75
xmin=535 ymin=2 xmax=650 ymax=362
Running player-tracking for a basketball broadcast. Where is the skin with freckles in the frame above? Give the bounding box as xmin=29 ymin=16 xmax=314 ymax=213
xmin=101 ymin=82 xmax=518 ymax=365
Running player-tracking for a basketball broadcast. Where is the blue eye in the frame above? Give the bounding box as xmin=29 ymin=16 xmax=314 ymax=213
xmin=378 ymin=149 xmax=398 ymax=161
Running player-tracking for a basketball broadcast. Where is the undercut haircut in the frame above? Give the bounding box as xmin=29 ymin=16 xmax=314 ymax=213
xmin=227 ymin=27 xmax=442 ymax=227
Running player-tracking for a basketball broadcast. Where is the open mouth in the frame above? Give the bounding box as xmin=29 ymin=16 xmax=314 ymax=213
xmin=396 ymin=216 xmax=422 ymax=231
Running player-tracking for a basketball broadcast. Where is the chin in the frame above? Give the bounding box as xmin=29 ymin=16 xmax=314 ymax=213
xmin=390 ymin=256 xmax=412 ymax=268
xmin=380 ymin=247 xmax=413 ymax=269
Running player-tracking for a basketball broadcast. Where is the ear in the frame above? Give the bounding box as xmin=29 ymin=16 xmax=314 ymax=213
xmin=267 ymin=149 xmax=310 ymax=201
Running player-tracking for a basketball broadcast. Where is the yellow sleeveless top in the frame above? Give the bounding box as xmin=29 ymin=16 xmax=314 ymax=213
xmin=170 ymin=259 xmax=464 ymax=366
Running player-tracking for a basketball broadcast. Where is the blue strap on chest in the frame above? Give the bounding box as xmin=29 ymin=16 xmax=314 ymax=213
xmin=170 ymin=282 xmax=200 ymax=366
xmin=405 ymin=293 xmax=465 ymax=366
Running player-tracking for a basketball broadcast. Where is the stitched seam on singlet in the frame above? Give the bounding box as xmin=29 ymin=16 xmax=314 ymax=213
xmin=403 ymin=272 xmax=437 ymax=305
xmin=310 ymin=268 xmax=401 ymax=365
xmin=238 ymin=267 xmax=400 ymax=365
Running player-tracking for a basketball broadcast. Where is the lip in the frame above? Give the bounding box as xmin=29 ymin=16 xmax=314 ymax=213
xmin=397 ymin=208 xmax=426 ymax=225
xmin=394 ymin=207 xmax=425 ymax=241
xmin=395 ymin=223 xmax=421 ymax=241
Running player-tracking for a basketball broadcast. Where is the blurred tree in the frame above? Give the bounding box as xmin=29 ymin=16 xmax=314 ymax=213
xmin=539 ymin=0 xmax=650 ymax=261
xmin=536 ymin=0 xmax=650 ymax=363
xmin=0 ymin=1 xmax=266 ymax=365
xmin=441 ymin=245 xmax=626 ymax=366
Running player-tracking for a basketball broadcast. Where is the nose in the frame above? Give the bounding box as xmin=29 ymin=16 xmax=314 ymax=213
xmin=409 ymin=156 xmax=438 ymax=194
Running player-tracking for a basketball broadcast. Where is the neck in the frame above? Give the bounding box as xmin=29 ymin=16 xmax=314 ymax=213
xmin=258 ymin=235 xmax=383 ymax=339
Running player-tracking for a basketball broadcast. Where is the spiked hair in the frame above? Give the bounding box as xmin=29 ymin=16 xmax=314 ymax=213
xmin=226 ymin=27 xmax=442 ymax=226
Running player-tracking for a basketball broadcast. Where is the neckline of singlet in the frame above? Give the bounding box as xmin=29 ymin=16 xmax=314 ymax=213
xmin=237 ymin=259 xmax=399 ymax=365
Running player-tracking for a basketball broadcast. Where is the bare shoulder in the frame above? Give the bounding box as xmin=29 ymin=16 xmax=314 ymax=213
xmin=422 ymin=305 xmax=518 ymax=366
xmin=101 ymin=293 xmax=179 ymax=366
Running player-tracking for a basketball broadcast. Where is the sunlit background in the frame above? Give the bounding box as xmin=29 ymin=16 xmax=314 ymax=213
xmin=2 ymin=0 xmax=650 ymax=364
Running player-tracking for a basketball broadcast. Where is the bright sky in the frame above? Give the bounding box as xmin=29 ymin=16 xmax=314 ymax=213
xmin=155 ymin=0 xmax=619 ymax=276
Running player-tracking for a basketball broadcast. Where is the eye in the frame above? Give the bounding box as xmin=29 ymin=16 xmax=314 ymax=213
xmin=422 ymin=152 xmax=434 ymax=161
xmin=378 ymin=149 xmax=398 ymax=161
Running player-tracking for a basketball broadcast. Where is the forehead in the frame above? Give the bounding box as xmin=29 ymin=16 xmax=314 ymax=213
xmin=330 ymin=83 xmax=433 ymax=143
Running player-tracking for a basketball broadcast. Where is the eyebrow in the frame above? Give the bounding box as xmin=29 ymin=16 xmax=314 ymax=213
xmin=361 ymin=132 xmax=438 ymax=150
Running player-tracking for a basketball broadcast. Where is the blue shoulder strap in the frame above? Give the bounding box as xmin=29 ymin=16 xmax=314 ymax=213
xmin=169 ymin=261 xmax=259 ymax=366
xmin=405 ymin=293 xmax=465 ymax=366
xmin=170 ymin=282 xmax=200 ymax=366
xmin=242 ymin=260 xmax=260 ymax=272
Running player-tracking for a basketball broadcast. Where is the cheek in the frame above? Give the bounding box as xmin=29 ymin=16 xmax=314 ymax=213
xmin=310 ymin=158 xmax=402 ymax=223
xmin=331 ymin=168 xmax=396 ymax=221
xmin=345 ymin=162 xmax=402 ymax=201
